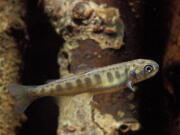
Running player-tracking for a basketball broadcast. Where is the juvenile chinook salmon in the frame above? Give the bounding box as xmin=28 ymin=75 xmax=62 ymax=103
xmin=8 ymin=59 xmax=159 ymax=113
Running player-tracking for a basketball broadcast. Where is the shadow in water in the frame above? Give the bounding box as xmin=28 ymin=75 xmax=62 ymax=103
xmin=19 ymin=0 xmax=63 ymax=135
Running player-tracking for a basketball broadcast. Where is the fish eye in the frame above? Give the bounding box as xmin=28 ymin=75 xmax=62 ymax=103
xmin=144 ymin=65 xmax=154 ymax=73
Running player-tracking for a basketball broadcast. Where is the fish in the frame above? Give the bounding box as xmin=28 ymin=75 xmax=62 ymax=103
xmin=8 ymin=59 xmax=159 ymax=113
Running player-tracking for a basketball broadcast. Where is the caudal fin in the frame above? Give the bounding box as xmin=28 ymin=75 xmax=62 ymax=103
xmin=8 ymin=84 xmax=34 ymax=114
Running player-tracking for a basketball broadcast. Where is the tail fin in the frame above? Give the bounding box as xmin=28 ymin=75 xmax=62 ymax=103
xmin=8 ymin=84 xmax=35 ymax=114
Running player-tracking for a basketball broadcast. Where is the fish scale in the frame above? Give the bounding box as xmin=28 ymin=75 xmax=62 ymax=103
xmin=8 ymin=59 xmax=159 ymax=113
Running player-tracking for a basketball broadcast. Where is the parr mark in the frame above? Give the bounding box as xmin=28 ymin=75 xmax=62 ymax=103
xmin=94 ymin=74 xmax=102 ymax=84
xmin=107 ymin=72 xmax=114 ymax=82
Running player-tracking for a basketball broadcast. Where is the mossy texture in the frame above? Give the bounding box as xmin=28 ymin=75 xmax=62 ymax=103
xmin=0 ymin=33 xmax=26 ymax=135
xmin=0 ymin=0 xmax=26 ymax=134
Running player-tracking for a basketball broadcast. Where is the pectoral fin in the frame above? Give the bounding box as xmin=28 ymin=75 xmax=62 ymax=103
xmin=127 ymin=81 xmax=135 ymax=91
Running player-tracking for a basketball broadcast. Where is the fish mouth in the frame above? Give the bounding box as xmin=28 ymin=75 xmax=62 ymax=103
xmin=153 ymin=61 xmax=159 ymax=71
xmin=151 ymin=61 xmax=159 ymax=76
